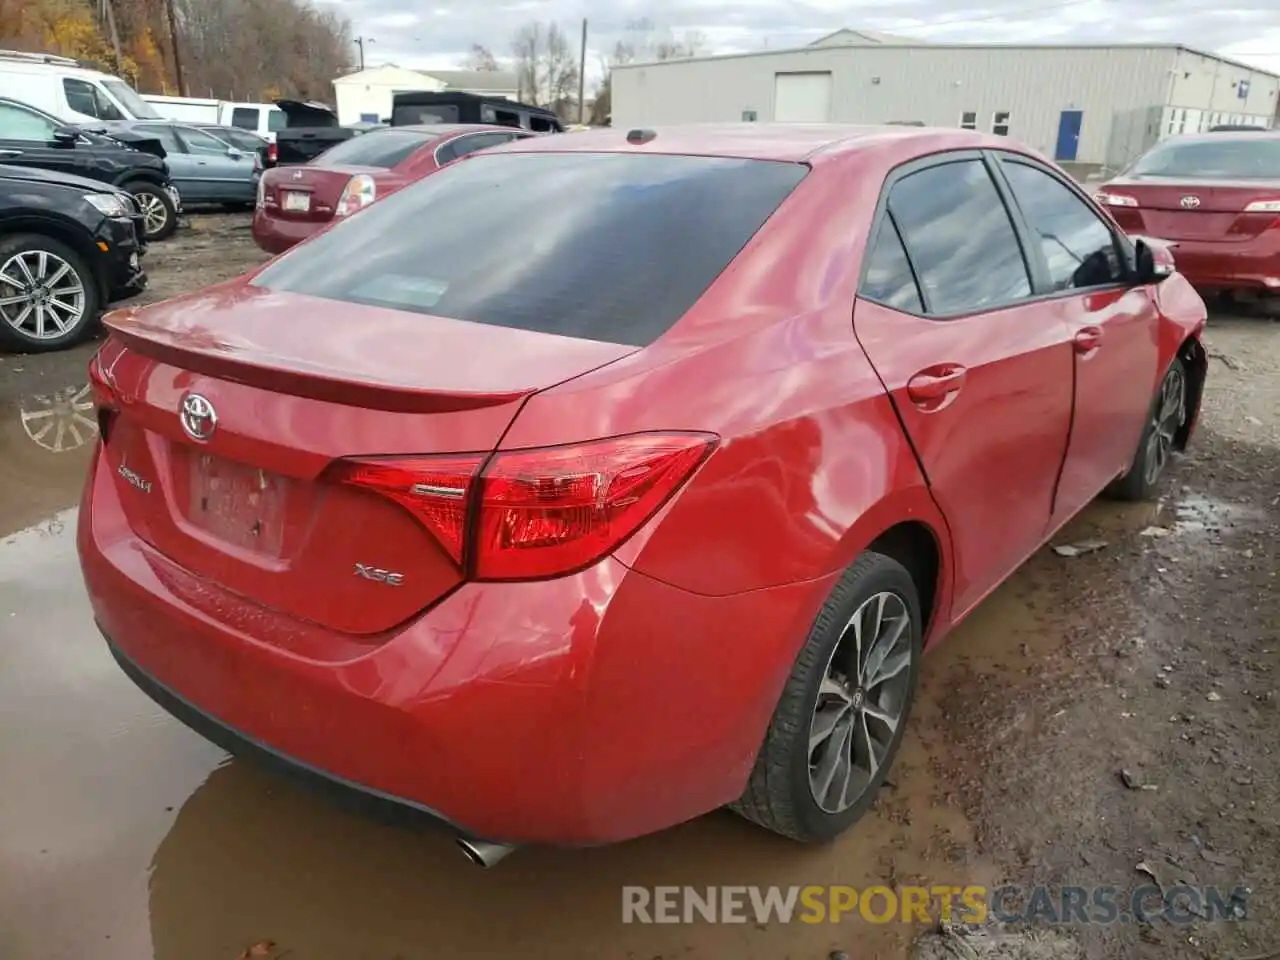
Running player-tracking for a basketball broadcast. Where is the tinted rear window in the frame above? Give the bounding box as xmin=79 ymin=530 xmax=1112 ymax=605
xmin=314 ymin=130 xmax=430 ymax=168
xmin=253 ymin=152 xmax=807 ymax=346
xmin=393 ymin=104 xmax=459 ymax=126
xmin=1130 ymin=137 xmax=1280 ymax=179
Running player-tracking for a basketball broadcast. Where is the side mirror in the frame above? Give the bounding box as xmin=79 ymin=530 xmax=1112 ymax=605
xmin=227 ymin=147 xmax=244 ymax=160
xmin=51 ymin=127 xmax=79 ymax=147
xmin=1132 ymin=238 xmax=1159 ymax=285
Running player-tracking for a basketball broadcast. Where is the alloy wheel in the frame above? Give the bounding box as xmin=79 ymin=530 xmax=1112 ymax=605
xmin=1143 ymin=366 xmax=1186 ymax=486
xmin=808 ymin=591 xmax=913 ymax=814
xmin=136 ymin=192 xmax=169 ymax=236
xmin=20 ymin=383 xmax=98 ymax=452
xmin=0 ymin=249 xmax=87 ymax=341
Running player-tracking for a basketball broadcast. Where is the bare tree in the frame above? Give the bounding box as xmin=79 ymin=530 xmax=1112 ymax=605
xmin=591 ymin=39 xmax=634 ymax=126
xmin=511 ymin=20 xmax=578 ymax=108
xmin=464 ymin=42 xmax=499 ymax=71
xmin=654 ymin=29 xmax=707 ymax=60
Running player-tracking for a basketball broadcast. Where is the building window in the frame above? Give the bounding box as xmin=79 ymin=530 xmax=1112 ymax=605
xmin=992 ymin=111 xmax=1010 ymax=136
xmin=960 ymin=111 xmax=977 ymax=130
xmin=742 ymin=109 xmax=758 ymax=122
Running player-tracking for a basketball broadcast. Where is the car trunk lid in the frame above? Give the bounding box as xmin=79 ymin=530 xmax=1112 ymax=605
xmin=93 ymin=287 xmax=638 ymax=635
xmin=1103 ymin=177 xmax=1280 ymax=241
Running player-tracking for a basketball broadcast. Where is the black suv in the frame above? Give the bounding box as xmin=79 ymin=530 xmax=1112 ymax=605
xmin=0 ymin=163 xmax=147 ymax=352
xmin=0 ymin=96 xmax=181 ymax=241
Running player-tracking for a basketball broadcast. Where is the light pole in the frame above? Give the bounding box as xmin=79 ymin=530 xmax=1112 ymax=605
xmin=354 ymin=36 xmax=375 ymax=71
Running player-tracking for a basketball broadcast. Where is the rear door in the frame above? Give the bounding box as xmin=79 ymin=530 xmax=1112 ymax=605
xmin=993 ymin=154 xmax=1161 ymax=523
xmin=853 ymin=153 xmax=1075 ymax=619
xmin=175 ymin=124 xmax=255 ymax=201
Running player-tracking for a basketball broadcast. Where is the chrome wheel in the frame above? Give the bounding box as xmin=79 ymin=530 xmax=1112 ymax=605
xmin=135 ymin=192 xmax=169 ymax=236
xmin=0 ymin=249 xmax=87 ymax=341
xmin=1143 ymin=366 xmax=1186 ymax=486
xmin=808 ymin=591 xmax=913 ymax=814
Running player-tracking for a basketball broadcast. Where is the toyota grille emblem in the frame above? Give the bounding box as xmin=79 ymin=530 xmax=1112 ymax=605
xmin=180 ymin=393 xmax=217 ymax=442
xmin=1180 ymin=195 xmax=1201 ymax=209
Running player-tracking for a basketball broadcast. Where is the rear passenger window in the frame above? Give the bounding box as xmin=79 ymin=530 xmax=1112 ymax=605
xmin=231 ymin=107 xmax=259 ymax=130
xmin=860 ymin=218 xmax=923 ymax=313
xmin=888 ymin=160 xmax=1031 ymax=315
xmin=1000 ymin=161 xmax=1124 ymax=291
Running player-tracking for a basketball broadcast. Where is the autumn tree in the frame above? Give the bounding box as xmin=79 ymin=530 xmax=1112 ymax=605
xmin=511 ymin=21 xmax=578 ymax=108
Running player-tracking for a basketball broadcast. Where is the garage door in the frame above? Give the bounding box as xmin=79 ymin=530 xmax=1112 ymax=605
xmin=774 ymin=72 xmax=833 ymax=122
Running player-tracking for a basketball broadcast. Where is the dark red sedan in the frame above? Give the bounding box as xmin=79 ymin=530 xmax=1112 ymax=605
xmin=1097 ymin=130 xmax=1280 ymax=303
xmin=81 ymin=126 xmax=1207 ymax=866
xmin=251 ymin=123 xmax=533 ymax=254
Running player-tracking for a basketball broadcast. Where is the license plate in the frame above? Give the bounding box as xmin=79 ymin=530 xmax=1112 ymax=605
xmin=283 ymin=191 xmax=311 ymax=213
xmin=188 ymin=452 xmax=288 ymax=555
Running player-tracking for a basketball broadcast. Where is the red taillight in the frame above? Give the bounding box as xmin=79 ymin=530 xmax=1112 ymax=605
xmin=332 ymin=455 xmax=484 ymax=564
xmin=329 ymin=432 xmax=717 ymax=580
xmin=266 ymin=142 xmax=278 ymax=165
xmin=474 ymin=433 xmax=716 ymax=579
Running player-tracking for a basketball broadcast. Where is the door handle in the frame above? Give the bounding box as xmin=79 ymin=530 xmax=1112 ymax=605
xmin=1074 ymin=326 xmax=1104 ymax=354
xmin=906 ymin=364 xmax=967 ymax=409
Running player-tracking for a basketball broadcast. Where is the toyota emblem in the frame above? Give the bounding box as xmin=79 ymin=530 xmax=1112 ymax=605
xmin=1180 ymin=195 xmax=1201 ymax=209
xmin=180 ymin=393 xmax=217 ymax=442
xmin=291 ymin=170 xmax=304 ymax=181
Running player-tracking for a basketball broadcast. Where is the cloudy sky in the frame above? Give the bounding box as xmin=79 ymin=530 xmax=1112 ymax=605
xmin=323 ymin=0 xmax=1280 ymax=82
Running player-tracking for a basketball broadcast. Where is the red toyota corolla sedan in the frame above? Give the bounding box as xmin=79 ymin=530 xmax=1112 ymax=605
xmin=251 ymin=123 xmax=534 ymax=254
xmin=80 ymin=125 xmax=1208 ymax=867
xmin=1096 ymin=130 xmax=1280 ymax=303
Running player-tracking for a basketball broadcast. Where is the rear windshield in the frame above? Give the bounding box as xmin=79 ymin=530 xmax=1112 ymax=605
xmin=1130 ymin=137 xmax=1280 ymax=179
xmin=313 ymin=129 xmax=430 ymax=168
xmin=253 ymin=152 xmax=807 ymax=346
xmin=392 ymin=104 xmax=459 ymax=126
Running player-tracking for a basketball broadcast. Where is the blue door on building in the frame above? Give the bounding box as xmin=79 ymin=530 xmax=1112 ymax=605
xmin=1054 ymin=110 xmax=1083 ymax=161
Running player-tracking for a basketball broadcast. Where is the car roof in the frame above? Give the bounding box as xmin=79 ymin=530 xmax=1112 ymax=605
xmin=387 ymin=123 xmax=525 ymax=137
xmin=494 ymin=123 xmax=1016 ymax=163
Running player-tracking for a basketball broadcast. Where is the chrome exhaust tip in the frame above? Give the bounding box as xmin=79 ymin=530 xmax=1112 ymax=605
xmin=456 ymin=836 xmax=516 ymax=868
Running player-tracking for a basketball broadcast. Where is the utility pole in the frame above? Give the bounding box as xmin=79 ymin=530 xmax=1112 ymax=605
xmin=99 ymin=0 xmax=123 ymax=74
xmin=578 ymin=18 xmax=588 ymax=124
xmin=354 ymin=36 xmax=374 ymax=71
xmin=163 ymin=0 xmax=186 ymax=95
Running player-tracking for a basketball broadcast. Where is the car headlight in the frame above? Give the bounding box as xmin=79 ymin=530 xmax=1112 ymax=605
xmin=85 ymin=193 xmax=130 ymax=218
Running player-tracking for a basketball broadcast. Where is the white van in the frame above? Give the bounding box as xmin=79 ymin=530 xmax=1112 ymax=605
xmin=0 ymin=49 xmax=163 ymax=124
xmin=142 ymin=94 xmax=286 ymax=142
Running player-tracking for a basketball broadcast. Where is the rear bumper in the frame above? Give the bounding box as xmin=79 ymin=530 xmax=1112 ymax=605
xmin=78 ymin=444 xmax=828 ymax=845
xmin=1169 ymin=234 xmax=1280 ymax=292
xmin=251 ymin=207 xmax=323 ymax=254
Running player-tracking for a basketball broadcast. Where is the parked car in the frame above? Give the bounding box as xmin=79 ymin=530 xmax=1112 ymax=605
xmin=389 ymin=91 xmax=564 ymax=133
xmin=253 ymin=123 xmax=532 ymax=253
xmin=0 ymin=163 xmax=145 ymax=352
xmin=0 ymin=48 xmax=163 ymax=125
xmin=100 ymin=120 xmax=261 ymax=209
xmin=1096 ymin=130 xmax=1280 ymax=305
xmin=0 ymin=96 xmax=180 ymax=241
xmin=80 ymin=125 xmax=1206 ymax=865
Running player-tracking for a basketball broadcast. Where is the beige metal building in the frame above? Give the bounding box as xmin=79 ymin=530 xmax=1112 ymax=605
xmin=611 ymin=36 xmax=1280 ymax=172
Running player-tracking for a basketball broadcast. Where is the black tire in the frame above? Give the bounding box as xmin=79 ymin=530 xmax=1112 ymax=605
xmin=125 ymin=181 xmax=177 ymax=241
xmin=0 ymin=233 xmax=101 ymax=353
xmin=731 ymin=551 xmax=923 ymax=842
xmin=1106 ymin=356 xmax=1187 ymax=502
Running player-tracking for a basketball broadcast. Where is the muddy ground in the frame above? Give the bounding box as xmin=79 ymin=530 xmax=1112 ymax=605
xmin=0 ymin=214 xmax=1276 ymax=960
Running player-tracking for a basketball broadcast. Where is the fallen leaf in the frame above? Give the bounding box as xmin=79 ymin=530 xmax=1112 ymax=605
xmin=238 ymin=941 xmax=276 ymax=960
xmin=1053 ymin=539 xmax=1108 ymax=558
xmin=1207 ymin=691 xmax=1223 ymax=702
xmin=1140 ymin=526 xmax=1172 ymax=538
